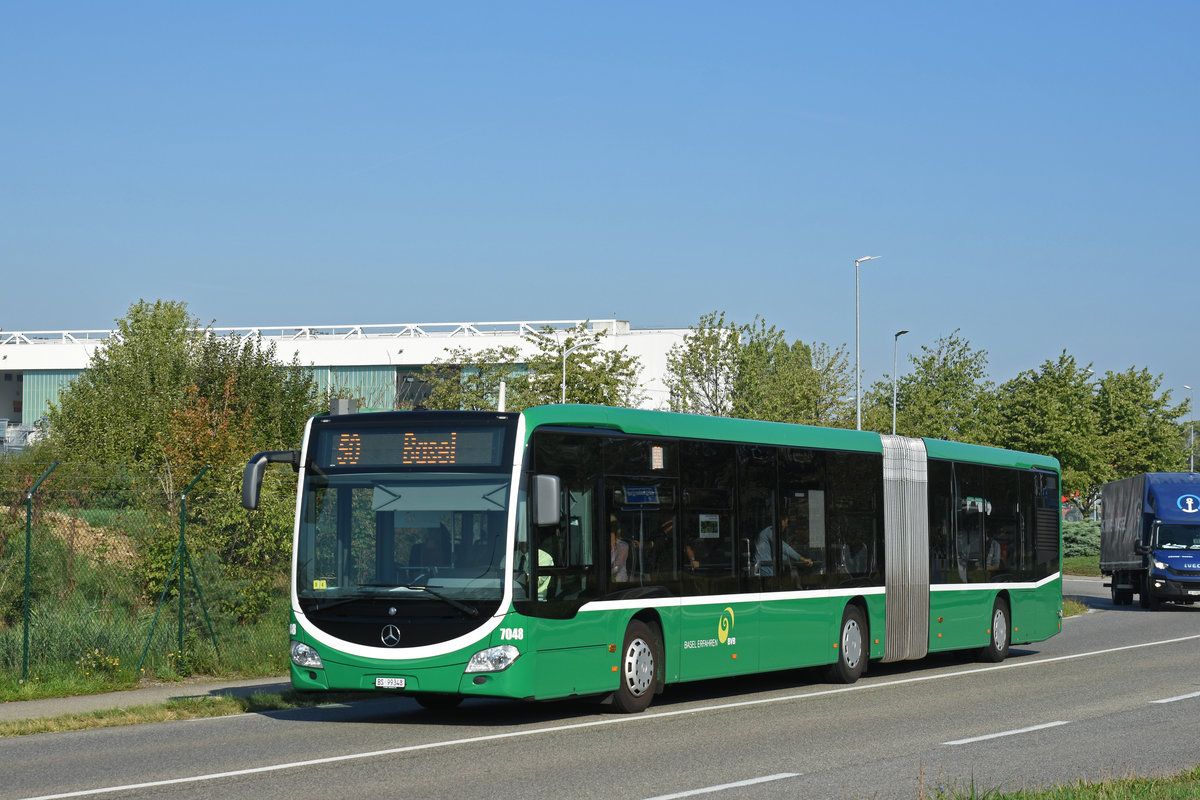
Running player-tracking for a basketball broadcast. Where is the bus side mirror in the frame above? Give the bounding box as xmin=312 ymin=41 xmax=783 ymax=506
xmin=533 ymin=474 xmax=561 ymax=527
xmin=1134 ymin=542 xmax=1148 ymax=555
xmin=242 ymin=450 xmax=301 ymax=510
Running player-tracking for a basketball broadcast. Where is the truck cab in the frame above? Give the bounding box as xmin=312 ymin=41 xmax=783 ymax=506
xmin=1102 ymin=473 xmax=1200 ymax=609
xmin=1135 ymin=521 xmax=1200 ymax=608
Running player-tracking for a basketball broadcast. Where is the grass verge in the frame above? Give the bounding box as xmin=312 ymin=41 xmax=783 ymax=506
xmin=1061 ymin=597 xmax=1088 ymax=617
xmin=1062 ymin=555 xmax=1100 ymax=576
xmin=0 ymin=691 xmax=370 ymax=738
xmin=920 ymin=766 xmax=1200 ymax=798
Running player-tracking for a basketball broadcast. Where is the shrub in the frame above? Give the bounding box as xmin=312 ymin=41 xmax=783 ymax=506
xmin=1063 ymin=520 xmax=1100 ymax=558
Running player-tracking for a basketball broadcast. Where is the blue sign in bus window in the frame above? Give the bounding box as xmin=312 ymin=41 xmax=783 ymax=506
xmin=623 ymin=486 xmax=659 ymax=504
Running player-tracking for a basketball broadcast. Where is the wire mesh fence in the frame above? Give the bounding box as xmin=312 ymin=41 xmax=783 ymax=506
xmin=0 ymin=461 xmax=291 ymax=689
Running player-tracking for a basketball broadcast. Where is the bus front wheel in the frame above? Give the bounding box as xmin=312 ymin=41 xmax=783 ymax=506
xmin=613 ymin=619 xmax=661 ymax=713
xmin=978 ymin=598 xmax=1011 ymax=662
xmin=824 ymin=604 xmax=867 ymax=684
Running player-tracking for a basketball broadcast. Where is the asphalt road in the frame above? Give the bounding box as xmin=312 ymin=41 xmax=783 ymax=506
xmin=4 ymin=576 xmax=1199 ymax=800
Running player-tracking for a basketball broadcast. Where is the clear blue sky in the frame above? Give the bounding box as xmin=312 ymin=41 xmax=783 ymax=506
xmin=3 ymin=2 xmax=1197 ymax=399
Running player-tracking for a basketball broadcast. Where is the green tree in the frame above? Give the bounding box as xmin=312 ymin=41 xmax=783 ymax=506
xmin=48 ymin=299 xmax=196 ymax=466
xmin=1094 ymin=367 xmax=1187 ymax=478
xmin=520 ymin=323 xmax=644 ymax=408
xmin=190 ymin=331 xmax=319 ymax=451
xmin=420 ymin=323 xmax=643 ymax=411
xmin=156 ymin=379 xmax=298 ymax=615
xmin=733 ymin=320 xmax=854 ymax=427
xmin=876 ymin=330 xmax=997 ymax=443
xmin=664 ymin=312 xmax=853 ymax=426
xmin=663 ymin=311 xmax=739 ymax=416
xmin=420 ymin=345 xmax=523 ymax=411
xmin=44 ymin=299 xmax=323 ymax=614
xmin=996 ymin=351 xmax=1102 ymax=515
xmin=806 ymin=342 xmax=856 ymax=427
xmin=46 ymin=300 xmax=320 ymax=468
xmin=730 ymin=316 xmax=789 ymax=421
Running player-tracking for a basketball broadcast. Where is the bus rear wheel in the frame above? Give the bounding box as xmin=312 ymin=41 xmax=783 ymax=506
xmin=978 ymin=598 xmax=1011 ymax=662
xmin=824 ymin=604 xmax=867 ymax=684
xmin=613 ymin=619 xmax=661 ymax=713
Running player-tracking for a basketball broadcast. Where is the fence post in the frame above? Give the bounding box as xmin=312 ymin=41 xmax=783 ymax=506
xmin=138 ymin=465 xmax=220 ymax=677
xmin=179 ymin=466 xmax=219 ymax=659
xmin=22 ymin=461 xmax=58 ymax=684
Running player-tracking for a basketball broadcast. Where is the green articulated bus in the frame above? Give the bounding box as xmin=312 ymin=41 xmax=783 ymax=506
xmin=242 ymin=405 xmax=1063 ymax=713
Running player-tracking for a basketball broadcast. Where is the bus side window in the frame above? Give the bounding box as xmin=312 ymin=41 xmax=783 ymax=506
xmin=737 ymin=445 xmax=777 ymax=585
xmin=526 ymin=431 xmax=603 ymax=612
xmin=927 ymin=460 xmax=954 ymax=583
xmin=778 ymin=447 xmax=828 ymax=590
xmin=955 ymin=463 xmax=986 ymax=582
xmin=680 ymin=440 xmax=737 ymax=595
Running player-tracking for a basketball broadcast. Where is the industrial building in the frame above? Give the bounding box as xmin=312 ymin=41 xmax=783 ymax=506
xmin=0 ymin=319 xmax=688 ymax=449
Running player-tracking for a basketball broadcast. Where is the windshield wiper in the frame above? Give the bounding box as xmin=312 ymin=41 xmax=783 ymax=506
xmin=403 ymin=584 xmax=480 ymax=618
xmin=305 ymin=586 xmax=480 ymax=618
xmin=301 ymin=593 xmax=373 ymax=613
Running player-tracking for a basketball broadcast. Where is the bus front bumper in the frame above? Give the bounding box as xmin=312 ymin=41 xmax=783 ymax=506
xmin=289 ymin=647 xmax=536 ymax=699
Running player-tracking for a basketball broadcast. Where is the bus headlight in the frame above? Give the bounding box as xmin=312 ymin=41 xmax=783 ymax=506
xmin=290 ymin=640 xmax=324 ymax=669
xmin=465 ymin=644 xmax=520 ymax=673
xmin=1153 ymin=560 xmax=1168 ymax=570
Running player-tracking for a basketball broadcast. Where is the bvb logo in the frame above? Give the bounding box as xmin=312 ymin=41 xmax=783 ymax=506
xmin=718 ymin=607 xmax=735 ymax=644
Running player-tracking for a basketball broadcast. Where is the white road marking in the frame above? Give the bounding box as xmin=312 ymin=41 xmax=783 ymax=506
xmin=1151 ymin=690 xmax=1200 ymax=704
xmin=19 ymin=633 xmax=1200 ymax=800
xmin=642 ymin=772 xmax=800 ymax=799
xmin=943 ymin=720 xmax=1070 ymax=746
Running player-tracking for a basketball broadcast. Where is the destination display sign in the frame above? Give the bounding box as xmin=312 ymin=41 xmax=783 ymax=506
xmin=319 ymin=425 xmax=507 ymax=468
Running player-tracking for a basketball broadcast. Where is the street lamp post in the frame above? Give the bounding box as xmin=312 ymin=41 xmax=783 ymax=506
xmin=892 ymin=329 xmax=909 ymax=435
xmin=561 ymin=341 xmax=596 ymax=404
xmin=853 ymin=256 xmax=881 ymax=430
xmin=1187 ymin=385 xmax=1195 ymax=472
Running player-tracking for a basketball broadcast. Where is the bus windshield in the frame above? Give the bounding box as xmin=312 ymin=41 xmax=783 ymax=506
xmin=297 ymin=471 xmax=512 ymax=606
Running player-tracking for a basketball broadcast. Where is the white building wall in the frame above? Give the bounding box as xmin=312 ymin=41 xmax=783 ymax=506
xmin=0 ymin=320 xmax=687 ymax=421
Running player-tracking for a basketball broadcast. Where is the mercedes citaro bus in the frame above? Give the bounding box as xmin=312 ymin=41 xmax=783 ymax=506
xmin=243 ymin=405 xmax=1062 ymax=712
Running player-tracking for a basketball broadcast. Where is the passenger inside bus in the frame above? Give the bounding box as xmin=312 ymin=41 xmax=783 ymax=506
xmin=409 ymin=529 xmax=445 ymax=568
xmin=754 ymin=516 xmax=813 ymax=576
xmin=610 ymin=516 xmax=630 ymax=582
xmin=517 ymin=541 xmax=553 ymax=599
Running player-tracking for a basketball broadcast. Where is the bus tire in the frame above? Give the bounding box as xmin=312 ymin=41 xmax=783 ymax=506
xmin=978 ymin=597 xmax=1011 ymax=662
xmin=613 ymin=619 xmax=661 ymax=713
xmin=414 ymin=693 xmax=463 ymax=711
xmin=823 ymin=604 xmax=867 ymax=684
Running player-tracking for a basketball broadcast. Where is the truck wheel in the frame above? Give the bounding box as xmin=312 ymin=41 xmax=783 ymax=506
xmin=823 ymin=604 xmax=867 ymax=684
xmin=613 ymin=619 xmax=661 ymax=713
xmin=1140 ymin=575 xmax=1161 ymax=610
xmin=978 ymin=597 xmax=1011 ymax=662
